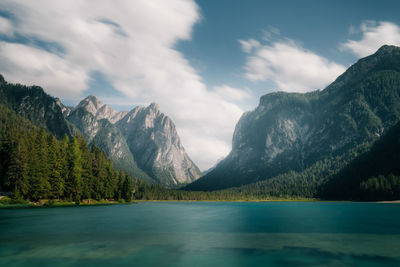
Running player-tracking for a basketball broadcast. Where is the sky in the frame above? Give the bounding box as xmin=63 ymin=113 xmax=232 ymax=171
xmin=0 ymin=0 xmax=400 ymax=170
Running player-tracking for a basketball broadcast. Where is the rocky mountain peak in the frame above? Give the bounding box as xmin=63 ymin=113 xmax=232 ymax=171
xmin=120 ymin=103 xmax=162 ymax=128
xmin=76 ymin=95 xmax=104 ymax=116
xmin=148 ymin=102 xmax=160 ymax=112
xmin=116 ymin=102 xmax=201 ymax=186
xmin=375 ymin=44 xmax=400 ymax=55
xmin=325 ymin=45 xmax=400 ymax=94
xmin=123 ymin=106 xmax=144 ymax=123
xmin=75 ymin=95 xmax=127 ymax=124
xmin=66 ymin=95 xmax=201 ymax=187
xmin=0 ymin=78 xmax=73 ymax=139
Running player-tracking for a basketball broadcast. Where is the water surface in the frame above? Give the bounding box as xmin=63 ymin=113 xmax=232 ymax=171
xmin=1 ymin=202 xmax=399 ymax=266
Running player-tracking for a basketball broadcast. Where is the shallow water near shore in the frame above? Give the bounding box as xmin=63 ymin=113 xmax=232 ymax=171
xmin=1 ymin=202 xmax=399 ymax=266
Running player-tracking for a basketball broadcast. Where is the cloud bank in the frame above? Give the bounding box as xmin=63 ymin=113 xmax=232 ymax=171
xmin=341 ymin=21 xmax=400 ymax=57
xmin=0 ymin=0 xmax=246 ymax=170
xmin=240 ymin=37 xmax=346 ymax=93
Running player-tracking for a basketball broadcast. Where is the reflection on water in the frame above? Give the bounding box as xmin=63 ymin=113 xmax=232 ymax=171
xmin=1 ymin=202 xmax=400 ymax=266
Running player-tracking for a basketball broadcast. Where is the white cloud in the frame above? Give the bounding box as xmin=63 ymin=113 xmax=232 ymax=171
xmin=341 ymin=21 xmax=400 ymax=57
xmin=0 ymin=42 xmax=88 ymax=98
xmin=0 ymin=0 xmax=244 ymax=170
xmin=238 ymin=39 xmax=260 ymax=53
xmin=213 ymin=85 xmax=252 ymax=101
xmin=240 ymin=38 xmax=346 ymax=92
xmin=0 ymin=16 xmax=12 ymax=36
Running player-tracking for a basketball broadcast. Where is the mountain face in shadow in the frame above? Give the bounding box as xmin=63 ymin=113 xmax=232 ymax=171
xmin=186 ymin=45 xmax=400 ymax=191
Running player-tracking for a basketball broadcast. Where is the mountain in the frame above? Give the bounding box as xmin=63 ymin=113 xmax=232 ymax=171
xmin=321 ymin=120 xmax=400 ymax=200
xmin=65 ymin=102 xmax=153 ymax=184
xmin=91 ymin=119 xmax=155 ymax=184
xmin=67 ymin=104 xmax=103 ymax=142
xmin=55 ymin=98 xmax=73 ymax=117
xmin=67 ymin=95 xmax=201 ymax=187
xmin=75 ymin=95 xmax=127 ymax=123
xmin=0 ymin=75 xmax=75 ymax=139
xmin=0 ymin=75 xmax=200 ymax=187
xmin=186 ymin=45 xmax=400 ymax=191
xmin=202 ymin=157 xmax=225 ymax=176
xmin=116 ymin=103 xmax=202 ymax=186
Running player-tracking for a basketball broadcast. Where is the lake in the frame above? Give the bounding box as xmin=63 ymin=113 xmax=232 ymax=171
xmin=1 ymin=202 xmax=399 ymax=266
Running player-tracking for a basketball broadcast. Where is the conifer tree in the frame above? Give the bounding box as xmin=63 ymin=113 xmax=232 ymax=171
xmin=28 ymin=129 xmax=51 ymax=200
xmin=91 ymin=144 xmax=106 ymax=200
xmin=47 ymin=135 xmax=64 ymax=199
xmin=77 ymin=135 xmax=93 ymax=199
xmin=116 ymin=170 xmax=125 ymax=200
xmin=4 ymin=138 xmax=29 ymax=198
xmin=59 ymin=134 xmax=70 ymax=197
xmin=104 ymin=163 xmax=116 ymax=199
xmin=66 ymin=136 xmax=83 ymax=203
xmin=122 ymin=175 xmax=133 ymax=201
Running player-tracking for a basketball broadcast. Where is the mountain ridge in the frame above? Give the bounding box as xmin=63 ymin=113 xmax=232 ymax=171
xmin=74 ymin=95 xmax=128 ymax=124
xmin=115 ymin=101 xmax=202 ymax=186
xmin=68 ymin=94 xmax=201 ymax=187
xmin=185 ymin=45 xmax=400 ymax=191
xmin=0 ymin=77 xmax=76 ymax=139
xmin=0 ymin=75 xmax=201 ymax=187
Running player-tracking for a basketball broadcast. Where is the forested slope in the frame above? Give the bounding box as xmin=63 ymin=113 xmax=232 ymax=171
xmin=0 ymin=104 xmax=134 ymax=203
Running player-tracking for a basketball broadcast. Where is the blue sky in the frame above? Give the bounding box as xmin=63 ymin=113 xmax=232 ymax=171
xmin=178 ymin=0 xmax=400 ymax=108
xmin=0 ymin=0 xmax=399 ymax=169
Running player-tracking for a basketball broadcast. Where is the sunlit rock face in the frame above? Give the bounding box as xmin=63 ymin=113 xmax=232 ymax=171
xmin=67 ymin=95 xmax=201 ymax=187
xmin=74 ymin=95 xmax=127 ymax=124
xmin=117 ymin=103 xmax=202 ymax=187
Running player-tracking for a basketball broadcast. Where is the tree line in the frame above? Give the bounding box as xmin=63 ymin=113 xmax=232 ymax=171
xmin=360 ymin=174 xmax=400 ymax=201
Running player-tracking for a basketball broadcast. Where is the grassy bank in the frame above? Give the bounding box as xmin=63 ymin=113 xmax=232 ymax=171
xmin=0 ymin=196 xmax=134 ymax=209
xmin=0 ymin=196 xmax=322 ymax=208
xmin=127 ymin=197 xmax=319 ymax=202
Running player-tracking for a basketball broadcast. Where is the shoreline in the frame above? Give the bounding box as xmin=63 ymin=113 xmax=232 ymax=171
xmin=2 ymin=198 xmax=399 ymax=209
xmin=0 ymin=198 xmax=136 ymax=209
xmin=0 ymin=198 xmax=334 ymax=209
xmin=376 ymin=200 xmax=400 ymax=203
xmin=134 ymin=199 xmax=378 ymax=204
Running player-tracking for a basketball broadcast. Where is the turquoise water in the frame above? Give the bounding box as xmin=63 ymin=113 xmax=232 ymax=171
xmin=1 ymin=202 xmax=400 ymax=266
